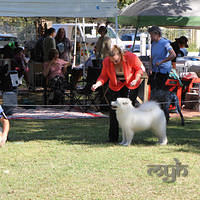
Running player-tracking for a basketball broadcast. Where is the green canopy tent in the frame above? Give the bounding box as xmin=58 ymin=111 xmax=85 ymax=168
xmin=108 ymin=0 xmax=200 ymax=52
xmin=117 ymin=0 xmax=200 ymax=28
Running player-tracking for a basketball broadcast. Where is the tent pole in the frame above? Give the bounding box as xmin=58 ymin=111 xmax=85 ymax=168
xmin=131 ymin=26 xmax=138 ymax=52
xmin=115 ymin=0 xmax=118 ymax=46
xmin=82 ymin=17 xmax=87 ymax=78
xmin=115 ymin=15 xmax=118 ymax=45
xmin=72 ymin=18 xmax=78 ymax=67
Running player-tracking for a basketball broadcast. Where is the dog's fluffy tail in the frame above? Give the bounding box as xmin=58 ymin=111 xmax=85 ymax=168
xmin=138 ymin=101 xmax=160 ymax=112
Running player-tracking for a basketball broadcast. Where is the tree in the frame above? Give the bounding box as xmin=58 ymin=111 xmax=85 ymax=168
xmin=118 ymin=0 xmax=137 ymax=9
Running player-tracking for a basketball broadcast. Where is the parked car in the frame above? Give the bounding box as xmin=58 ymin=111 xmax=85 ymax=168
xmin=120 ymin=33 xmax=140 ymax=52
xmin=52 ymin=23 xmax=125 ymax=54
xmin=0 ymin=33 xmax=17 ymax=49
xmin=120 ymin=33 xmax=149 ymax=52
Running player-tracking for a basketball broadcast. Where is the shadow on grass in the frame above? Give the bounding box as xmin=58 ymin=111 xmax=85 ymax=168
xmin=166 ymin=118 xmax=200 ymax=153
xmin=8 ymin=118 xmax=110 ymax=146
xmin=7 ymin=117 xmax=200 ymax=152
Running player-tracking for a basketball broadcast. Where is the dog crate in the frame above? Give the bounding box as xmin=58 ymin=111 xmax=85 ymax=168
xmin=182 ymin=77 xmax=200 ymax=93
xmin=2 ymin=91 xmax=17 ymax=115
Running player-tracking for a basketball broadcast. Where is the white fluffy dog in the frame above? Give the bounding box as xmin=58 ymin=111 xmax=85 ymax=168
xmin=111 ymin=98 xmax=167 ymax=146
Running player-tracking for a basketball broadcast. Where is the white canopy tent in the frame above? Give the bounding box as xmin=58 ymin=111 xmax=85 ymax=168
xmin=0 ymin=0 xmax=117 ymax=18
xmin=0 ymin=0 xmax=118 ymax=68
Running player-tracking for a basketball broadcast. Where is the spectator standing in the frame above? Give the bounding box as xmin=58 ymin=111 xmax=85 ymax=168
xmin=95 ymin=24 xmax=112 ymax=61
xmin=170 ymin=36 xmax=189 ymax=70
xmin=43 ymin=28 xmax=56 ymax=62
xmin=55 ymin=28 xmax=72 ymax=62
xmin=148 ymin=26 xmax=176 ymax=90
xmin=79 ymin=25 xmax=112 ymax=94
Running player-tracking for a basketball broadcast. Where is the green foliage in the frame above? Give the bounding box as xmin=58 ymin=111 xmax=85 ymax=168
xmin=162 ymin=28 xmax=189 ymax=41
xmin=188 ymin=42 xmax=199 ymax=52
xmin=118 ymin=0 xmax=137 ymax=9
xmin=0 ymin=17 xmax=36 ymax=44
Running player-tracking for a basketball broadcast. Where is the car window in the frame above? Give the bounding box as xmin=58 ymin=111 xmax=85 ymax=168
xmin=0 ymin=37 xmax=17 ymax=41
xmin=81 ymin=26 xmax=96 ymax=38
xmin=84 ymin=27 xmax=93 ymax=35
xmin=121 ymin=35 xmax=141 ymax=41
xmin=121 ymin=35 xmax=132 ymax=41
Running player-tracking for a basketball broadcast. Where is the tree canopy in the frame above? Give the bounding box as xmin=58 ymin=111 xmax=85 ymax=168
xmin=118 ymin=0 xmax=137 ymax=9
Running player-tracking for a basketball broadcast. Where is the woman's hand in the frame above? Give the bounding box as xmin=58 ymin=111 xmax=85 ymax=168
xmin=91 ymin=83 xmax=99 ymax=91
xmin=65 ymin=61 xmax=71 ymax=67
xmin=91 ymin=81 xmax=102 ymax=92
xmin=130 ymin=73 xmax=141 ymax=86
xmin=156 ymin=61 xmax=162 ymax=66
xmin=130 ymin=80 xmax=137 ymax=86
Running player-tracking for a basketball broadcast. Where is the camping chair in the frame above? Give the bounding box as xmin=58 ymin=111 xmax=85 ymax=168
xmin=43 ymin=76 xmax=74 ymax=106
xmin=75 ymin=81 xmax=109 ymax=112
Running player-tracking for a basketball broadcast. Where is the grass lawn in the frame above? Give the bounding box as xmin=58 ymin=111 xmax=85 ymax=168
xmin=0 ymin=117 xmax=200 ymax=200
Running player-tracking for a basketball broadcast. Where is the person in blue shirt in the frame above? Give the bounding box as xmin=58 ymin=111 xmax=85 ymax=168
xmin=0 ymin=105 xmax=10 ymax=147
xmin=148 ymin=26 xmax=176 ymax=90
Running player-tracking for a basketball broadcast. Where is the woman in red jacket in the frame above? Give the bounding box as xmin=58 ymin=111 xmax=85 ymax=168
xmin=91 ymin=45 xmax=143 ymax=143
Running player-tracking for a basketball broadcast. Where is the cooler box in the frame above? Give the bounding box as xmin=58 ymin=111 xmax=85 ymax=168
xmin=2 ymin=91 xmax=17 ymax=115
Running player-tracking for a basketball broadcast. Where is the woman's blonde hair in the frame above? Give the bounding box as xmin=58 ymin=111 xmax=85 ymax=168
xmin=109 ymin=45 xmax=124 ymax=61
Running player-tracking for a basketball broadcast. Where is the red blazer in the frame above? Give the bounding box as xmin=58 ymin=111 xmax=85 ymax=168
xmin=97 ymin=51 xmax=143 ymax=91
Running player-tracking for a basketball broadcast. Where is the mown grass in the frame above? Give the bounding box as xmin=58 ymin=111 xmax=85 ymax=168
xmin=0 ymin=117 xmax=200 ymax=200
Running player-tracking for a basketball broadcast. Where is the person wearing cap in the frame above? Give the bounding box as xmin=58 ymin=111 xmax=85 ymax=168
xmin=171 ymin=36 xmax=189 ymax=70
xmin=95 ymin=24 xmax=112 ymax=61
xmin=148 ymin=26 xmax=176 ymax=90
xmin=0 ymin=105 xmax=10 ymax=147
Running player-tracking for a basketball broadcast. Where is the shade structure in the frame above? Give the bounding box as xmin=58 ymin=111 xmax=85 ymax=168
xmin=0 ymin=0 xmax=117 ymax=18
xmin=115 ymin=0 xmax=200 ymax=28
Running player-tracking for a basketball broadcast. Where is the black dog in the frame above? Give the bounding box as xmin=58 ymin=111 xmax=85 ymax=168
xmin=150 ymin=89 xmax=184 ymax=126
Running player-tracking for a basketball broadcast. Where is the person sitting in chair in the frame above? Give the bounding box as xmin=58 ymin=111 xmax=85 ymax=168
xmin=43 ymin=48 xmax=71 ymax=104
xmin=0 ymin=105 xmax=10 ymax=147
xmin=12 ymin=47 xmax=30 ymax=88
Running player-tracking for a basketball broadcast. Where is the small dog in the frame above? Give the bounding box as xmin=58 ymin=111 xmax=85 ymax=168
xmin=150 ymin=89 xmax=184 ymax=126
xmin=111 ymin=98 xmax=167 ymax=146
